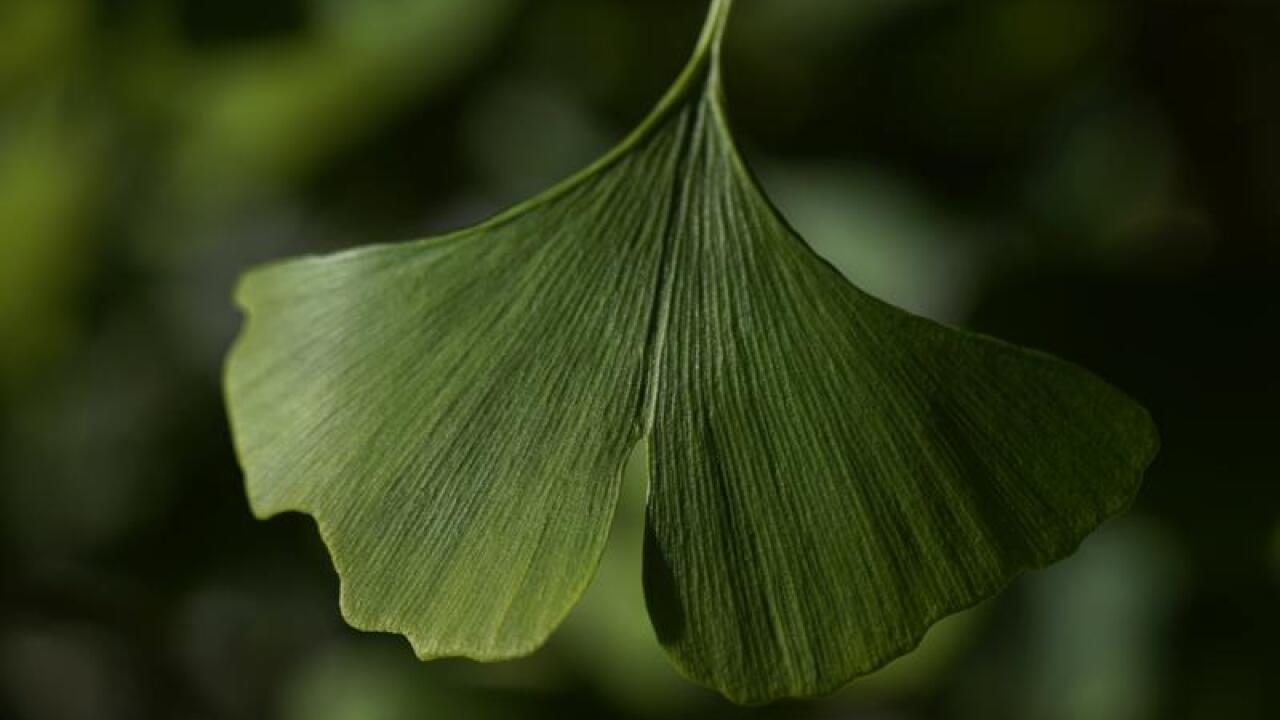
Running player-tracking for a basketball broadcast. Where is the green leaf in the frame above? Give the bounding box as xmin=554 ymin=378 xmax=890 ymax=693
xmin=224 ymin=0 xmax=1157 ymax=704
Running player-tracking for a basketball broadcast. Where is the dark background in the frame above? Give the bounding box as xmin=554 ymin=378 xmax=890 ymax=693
xmin=1 ymin=1 xmax=1277 ymax=718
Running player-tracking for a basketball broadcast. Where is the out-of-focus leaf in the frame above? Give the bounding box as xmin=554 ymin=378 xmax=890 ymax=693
xmin=762 ymin=166 xmax=981 ymax=323
xmin=0 ymin=0 xmax=87 ymax=93
xmin=1018 ymin=520 xmax=1180 ymax=720
xmin=1028 ymin=99 xmax=1179 ymax=262
xmin=282 ymin=642 xmax=501 ymax=720
xmin=172 ymin=0 xmax=517 ymax=207
xmin=0 ymin=109 xmax=100 ymax=389
xmin=225 ymin=0 xmax=1157 ymax=704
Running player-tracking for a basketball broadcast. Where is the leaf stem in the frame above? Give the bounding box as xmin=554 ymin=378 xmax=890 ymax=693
xmin=696 ymin=0 xmax=735 ymax=59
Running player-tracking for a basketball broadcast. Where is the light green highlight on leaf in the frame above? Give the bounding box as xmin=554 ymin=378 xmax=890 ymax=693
xmin=225 ymin=0 xmax=1157 ymax=704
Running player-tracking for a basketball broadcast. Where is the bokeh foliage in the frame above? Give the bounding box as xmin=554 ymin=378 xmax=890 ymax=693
xmin=1 ymin=1 xmax=1277 ymax=719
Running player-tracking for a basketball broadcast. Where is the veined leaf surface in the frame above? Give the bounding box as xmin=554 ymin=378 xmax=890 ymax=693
xmin=224 ymin=0 xmax=1158 ymax=703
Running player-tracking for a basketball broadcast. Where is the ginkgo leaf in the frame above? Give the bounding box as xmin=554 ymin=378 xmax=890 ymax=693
xmin=224 ymin=0 xmax=1158 ymax=705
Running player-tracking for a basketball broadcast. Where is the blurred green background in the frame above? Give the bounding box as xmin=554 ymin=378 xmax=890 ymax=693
xmin=1 ymin=0 xmax=1277 ymax=718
